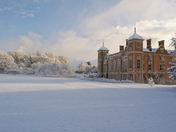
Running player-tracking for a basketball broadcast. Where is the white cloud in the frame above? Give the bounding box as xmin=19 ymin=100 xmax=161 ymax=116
xmin=14 ymin=18 xmax=176 ymax=67
xmin=27 ymin=14 xmax=34 ymax=17
xmin=0 ymin=7 xmax=12 ymax=13
xmin=2 ymin=0 xmax=176 ymax=67
xmin=81 ymin=0 xmax=176 ymax=31
xmin=17 ymin=32 xmax=43 ymax=53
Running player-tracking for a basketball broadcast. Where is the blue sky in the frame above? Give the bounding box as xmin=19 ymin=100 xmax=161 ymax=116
xmin=1 ymin=0 xmax=176 ymax=68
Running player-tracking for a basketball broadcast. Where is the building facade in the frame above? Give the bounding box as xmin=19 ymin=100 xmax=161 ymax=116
xmin=98 ymin=28 xmax=173 ymax=84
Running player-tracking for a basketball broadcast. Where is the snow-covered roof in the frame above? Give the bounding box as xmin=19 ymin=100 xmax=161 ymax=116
xmin=98 ymin=43 xmax=109 ymax=51
xmin=167 ymin=50 xmax=174 ymax=54
xmin=143 ymin=48 xmax=157 ymax=52
xmin=128 ymin=27 xmax=144 ymax=41
xmin=143 ymin=48 xmax=174 ymax=53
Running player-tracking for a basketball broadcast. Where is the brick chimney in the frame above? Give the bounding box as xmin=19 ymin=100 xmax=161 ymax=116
xmin=147 ymin=39 xmax=152 ymax=51
xmin=120 ymin=45 xmax=124 ymax=52
xmin=158 ymin=40 xmax=164 ymax=47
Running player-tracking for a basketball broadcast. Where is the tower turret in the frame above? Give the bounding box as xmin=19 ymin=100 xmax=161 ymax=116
xmin=97 ymin=42 xmax=109 ymax=74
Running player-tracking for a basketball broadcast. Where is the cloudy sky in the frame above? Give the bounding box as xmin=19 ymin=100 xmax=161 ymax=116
xmin=1 ymin=0 xmax=176 ymax=68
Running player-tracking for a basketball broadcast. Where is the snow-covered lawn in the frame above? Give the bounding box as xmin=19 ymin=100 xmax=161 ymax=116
xmin=0 ymin=74 xmax=176 ymax=132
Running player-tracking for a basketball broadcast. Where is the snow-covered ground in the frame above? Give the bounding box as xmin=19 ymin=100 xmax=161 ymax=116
xmin=0 ymin=74 xmax=176 ymax=132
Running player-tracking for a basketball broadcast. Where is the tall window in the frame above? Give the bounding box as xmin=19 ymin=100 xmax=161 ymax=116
xmin=148 ymin=64 xmax=152 ymax=70
xmin=129 ymin=74 xmax=133 ymax=80
xmin=129 ymin=60 xmax=132 ymax=69
xmin=148 ymin=56 xmax=151 ymax=61
xmin=160 ymin=65 xmax=165 ymax=71
xmin=117 ymin=74 xmax=120 ymax=80
xmin=117 ymin=61 xmax=120 ymax=70
xmin=123 ymin=74 xmax=127 ymax=80
xmin=123 ymin=61 xmax=127 ymax=70
xmin=137 ymin=59 xmax=140 ymax=69
xmin=113 ymin=62 xmax=116 ymax=71
xmin=109 ymin=63 xmax=112 ymax=71
xmin=129 ymin=42 xmax=132 ymax=47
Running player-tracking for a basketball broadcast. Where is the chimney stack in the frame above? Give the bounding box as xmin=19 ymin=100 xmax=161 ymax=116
xmin=158 ymin=40 xmax=164 ymax=47
xmin=120 ymin=45 xmax=124 ymax=52
xmin=147 ymin=39 xmax=152 ymax=51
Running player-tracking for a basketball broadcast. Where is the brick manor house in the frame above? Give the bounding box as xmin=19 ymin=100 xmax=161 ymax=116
xmin=97 ymin=27 xmax=173 ymax=84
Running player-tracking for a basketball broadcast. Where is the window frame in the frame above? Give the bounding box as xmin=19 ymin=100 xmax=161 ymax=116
xmin=137 ymin=59 xmax=140 ymax=69
xmin=148 ymin=64 xmax=152 ymax=70
xmin=137 ymin=42 xmax=140 ymax=48
xmin=160 ymin=65 xmax=165 ymax=71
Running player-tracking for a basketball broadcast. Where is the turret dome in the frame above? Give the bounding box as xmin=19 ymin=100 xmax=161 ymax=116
xmin=128 ymin=27 xmax=144 ymax=41
xmin=98 ymin=42 xmax=109 ymax=51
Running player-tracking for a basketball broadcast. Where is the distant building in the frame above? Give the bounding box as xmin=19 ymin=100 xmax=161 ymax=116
xmin=97 ymin=27 xmax=173 ymax=84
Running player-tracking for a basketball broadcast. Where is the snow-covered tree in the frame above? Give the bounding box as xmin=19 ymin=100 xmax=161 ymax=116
xmin=36 ymin=51 xmax=42 ymax=56
xmin=4 ymin=62 xmax=21 ymax=74
xmin=36 ymin=63 xmax=75 ymax=77
xmin=76 ymin=62 xmax=98 ymax=74
xmin=24 ymin=53 xmax=53 ymax=68
xmin=8 ymin=51 xmax=26 ymax=64
xmin=84 ymin=65 xmax=97 ymax=74
xmin=45 ymin=52 xmax=61 ymax=63
xmin=168 ymin=37 xmax=176 ymax=80
xmin=0 ymin=50 xmax=14 ymax=71
xmin=58 ymin=56 xmax=68 ymax=64
xmin=0 ymin=50 xmax=72 ymax=76
xmin=76 ymin=62 xmax=86 ymax=73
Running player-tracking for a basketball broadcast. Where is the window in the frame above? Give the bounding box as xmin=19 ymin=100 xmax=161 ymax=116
xmin=129 ymin=42 xmax=132 ymax=47
xmin=160 ymin=74 xmax=165 ymax=78
xmin=129 ymin=60 xmax=132 ymax=69
xmin=109 ymin=63 xmax=112 ymax=71
xmin=148 ymin=64 xmax=152 ymax=70
xmin=137 ymin=59 xmax=140 ymax=69
xmin=129 ymin=74 xmax=133 ymax=80
xmin=148 ymin=56 xmax=151 ymax=61
xmin=117 ymin=61 xmax=120 ymax=70
xmin=148 ymin=74 xmax=152 ymax=78
xmin=160 ymin=65 xmax=165 ymax=71
xmin=113 ymin=62 xmax=116 ymax=71
xmin=123 ymin=74 xmax=127 ymax=80
xmin=123 ymin=61 xmax=127 ymax=70
xmin=137 ymin=42 xmax=140 ymax=48
xmin=117 ymin=74 xmax=120 ymax=80
xmin=160 ymin=57 xmax=164 ymax=61
xmin=160 ymin=49 xmax=164 ymax=54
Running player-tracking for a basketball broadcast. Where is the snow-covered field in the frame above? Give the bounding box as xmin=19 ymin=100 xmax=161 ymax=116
xmin=0 ymin=74 xmax=176 ymax=132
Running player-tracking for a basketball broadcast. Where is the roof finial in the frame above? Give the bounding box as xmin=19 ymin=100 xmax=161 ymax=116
xmin=134 ymin=24 xmax=136 ymax=33
xmin=102 ymin=40 xmax=104 ymax=47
